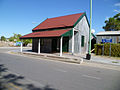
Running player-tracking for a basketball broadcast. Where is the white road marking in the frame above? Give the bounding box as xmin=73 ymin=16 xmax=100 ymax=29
xmin=82 ymin=74 xmax=101 ymax=80
xmin=55 ymin=69 xmax=67 ymax=72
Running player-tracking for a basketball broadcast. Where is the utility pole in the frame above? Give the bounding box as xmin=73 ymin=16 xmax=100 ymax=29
xmin=86 ymin=0 xmax=92 ymax=60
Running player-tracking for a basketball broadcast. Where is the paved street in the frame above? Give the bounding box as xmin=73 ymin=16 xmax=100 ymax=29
xmin=0 ymin=47 xmax=120 ymax=90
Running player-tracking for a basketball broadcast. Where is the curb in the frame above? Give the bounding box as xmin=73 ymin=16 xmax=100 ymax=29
xmin=8 ymin=51 xmax=120 ymax=71
xmin=10 ymin=51 xmax=83 ymax=64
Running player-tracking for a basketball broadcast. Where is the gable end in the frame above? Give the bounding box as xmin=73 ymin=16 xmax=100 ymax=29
xmin=73 ymin=12 xmax=90 ymax=27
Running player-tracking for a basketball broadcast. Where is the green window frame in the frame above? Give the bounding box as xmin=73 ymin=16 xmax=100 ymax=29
xmin=81 ymin=35 xmax=84 ymax=47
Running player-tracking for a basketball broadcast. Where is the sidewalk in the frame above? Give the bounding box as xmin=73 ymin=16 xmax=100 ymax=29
xmin=91 ymin=54 xmax=120 ymax=65
xmin=10 ymin=49 xmax=83 ymax=64
xmin=10 ymin=48 xmax=120 ymax=66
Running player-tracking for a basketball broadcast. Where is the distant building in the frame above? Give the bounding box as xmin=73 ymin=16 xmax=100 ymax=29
xmin=20 ymin=12 xmax=90 ymax=55
xmin=96 ymin=31 xmax=120 ymax=44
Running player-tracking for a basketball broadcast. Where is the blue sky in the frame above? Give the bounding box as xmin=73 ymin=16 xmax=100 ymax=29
xmin=0 ymin=0 xmax=120 ymax=38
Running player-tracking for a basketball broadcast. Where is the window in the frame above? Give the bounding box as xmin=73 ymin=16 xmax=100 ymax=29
xmin=81 ymin=35 xmax=84 ymax=47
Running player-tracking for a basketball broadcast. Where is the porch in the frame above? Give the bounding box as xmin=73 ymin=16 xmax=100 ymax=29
xmin=20 ymin=28 xmax=74 ymax=56
xmin=32 ymin=37 xmax=69 ymax=53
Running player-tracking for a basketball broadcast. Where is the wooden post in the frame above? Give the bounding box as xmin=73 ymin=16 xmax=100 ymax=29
xmin=72 ymin=28 xmax=74 ymax=55
xmin=102 ymin=42 xmax=104 ymax=56
xmin=60 ymin=36 xmax=63 ymax=56
xmin=38 ymin=39 xmax=40 ymax=54
xmin=109 ymin=42 xmax=111 ymax=56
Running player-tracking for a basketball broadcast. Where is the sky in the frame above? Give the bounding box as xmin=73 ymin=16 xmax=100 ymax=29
xmin=0 ymin=0 xmax=120 ymax=38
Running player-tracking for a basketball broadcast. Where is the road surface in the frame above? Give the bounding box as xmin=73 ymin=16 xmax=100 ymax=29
xmin=0 ymin=47 xmax=120 ymax=90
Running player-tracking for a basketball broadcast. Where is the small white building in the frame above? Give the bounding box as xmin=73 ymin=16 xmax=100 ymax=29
xmin=96 ymin=31 xmax=120 ymax=44
xmin=20 ymin=12 xmax=90 ymax=55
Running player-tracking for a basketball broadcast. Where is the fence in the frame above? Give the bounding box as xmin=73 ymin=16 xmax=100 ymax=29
xmin=95 ymin=43 xmax=120 ymax=57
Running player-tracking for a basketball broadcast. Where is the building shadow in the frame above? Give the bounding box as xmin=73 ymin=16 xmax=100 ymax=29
xmin=0 ymin=64 xmax=57 ymax=90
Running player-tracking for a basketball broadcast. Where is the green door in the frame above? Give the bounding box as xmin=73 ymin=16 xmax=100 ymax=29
xmin=63 ymin=37 xmax=69 ymax=52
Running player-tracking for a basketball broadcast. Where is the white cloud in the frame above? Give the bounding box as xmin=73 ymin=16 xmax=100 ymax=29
xmin=32 ymin=22 xmax=37 ymax=24
xmin=114 ymin=9 xmax=120 ymax=13
xmin=114 ymin=3 xmax=120 ymax=7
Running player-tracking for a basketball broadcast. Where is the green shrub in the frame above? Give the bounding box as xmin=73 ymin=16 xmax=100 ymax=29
xmin=95 ymin=44 xmax=103 ymax=55
xmin=94 ymin=43 xmax=120 ymax=57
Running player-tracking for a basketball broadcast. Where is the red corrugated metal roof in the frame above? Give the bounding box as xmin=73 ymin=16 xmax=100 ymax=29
xmin=33 ymin=13 xmax=84 ymax=30
xmin=20 ymin=29 xmax=71 ymax=39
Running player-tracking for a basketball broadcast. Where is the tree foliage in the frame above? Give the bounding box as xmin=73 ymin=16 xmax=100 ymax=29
xmin=23 ymin=39 xmax=32 ymax=46
xmin=9 ymin=33 xmax=32 ymax=46
xmin=0 ymin=36 xmax=6 ymax=41
xmin=103 ymin=13 xmax=120 ymax=31
xmin=9 ymin=33 xmax=22 ymax=42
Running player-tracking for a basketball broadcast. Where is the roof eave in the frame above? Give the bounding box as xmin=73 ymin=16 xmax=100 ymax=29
xmin=32 ymin=26 xmax=74 ymax=32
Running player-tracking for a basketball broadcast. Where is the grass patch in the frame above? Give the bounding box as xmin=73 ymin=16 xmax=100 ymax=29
xmin=112 ymin=61 xmax=119 ymax=63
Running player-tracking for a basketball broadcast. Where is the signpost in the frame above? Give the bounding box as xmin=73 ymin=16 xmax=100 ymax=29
xmin=102 ymin=39 xmax=112 ymax=43
xmin=102 ymin=40 xmax=104 ymax=56
xmin=102 ymin=39 xmax=112 ymax=56
xmin=16 ymin=41 xmax=21 ymax=46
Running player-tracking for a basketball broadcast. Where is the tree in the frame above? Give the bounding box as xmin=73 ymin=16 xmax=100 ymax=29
xmin=103 ymin=13 xmax=120 ymax=31
xmin=9 ymin=36 xmax=14 ymax=42
xmin=9 ymin=33 xmax=22 ymax=42
xmin=23 ymin=39 xmax=32 ymax=46
xmin=9 ymin=33 xmax=32 ymax=46
xmin=0 ymin=36 xmax=6 ymax=41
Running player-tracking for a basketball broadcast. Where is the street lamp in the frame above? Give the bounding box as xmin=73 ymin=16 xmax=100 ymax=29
xmin=86 ymin=0 xmax=92 ymax=60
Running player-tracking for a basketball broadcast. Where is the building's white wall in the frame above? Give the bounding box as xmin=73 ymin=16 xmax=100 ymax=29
xmin=69 ymin=16 xmax=89 ymax=54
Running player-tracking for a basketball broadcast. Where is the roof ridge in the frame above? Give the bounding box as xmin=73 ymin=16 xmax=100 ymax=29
xmin=47 ymin=12 xmax=84 ymax=19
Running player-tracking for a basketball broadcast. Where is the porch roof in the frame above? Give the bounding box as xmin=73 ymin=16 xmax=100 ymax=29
xmin=20 ymin=28 xmax=72 ymax=39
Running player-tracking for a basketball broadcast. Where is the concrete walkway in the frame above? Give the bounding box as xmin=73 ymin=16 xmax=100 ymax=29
xmin=10 ymin=48 xmax=120 ymax=66
xmin=10 ymin=49 xmax=83 ymax=64
xmin=91 ymin=54 xmax=120 ymax=65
